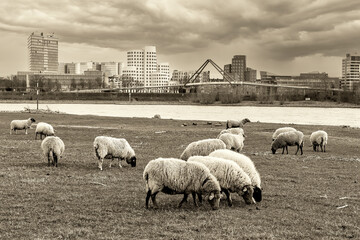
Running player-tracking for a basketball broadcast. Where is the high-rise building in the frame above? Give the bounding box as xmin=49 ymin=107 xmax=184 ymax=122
xmin=342 ymin=53 xmax=360 ymax=90
xmin=28 ymin=32 xmax=58 ymax=72
xmin=231 ymin=55 xmax=246 ymax=82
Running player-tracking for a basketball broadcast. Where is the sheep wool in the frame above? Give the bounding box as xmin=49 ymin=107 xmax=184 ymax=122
xmin=217 ymin=128 xmax=245 ymax=138
xmin=271 ymin=130 xmax=304 ymax=155
xmin=41 ymin=136 xmax=65 ymax=167
xmin=188 ymin=156 xmax=255 ymax=206
xmin=180 ymin=138 xmax=226 ymax=160
xmin=209 ymin=149 xmax=262 ymax=202
xmin=218 ymin=133 xmax=244 ymax=152
xmin=310 ymin=130 xmax=328 ymax=152
xmin=10 ymin=118 xmax=36 ymax=135
xmin=143 ymin=158 xmax=221 ymax=210
xmin=272 ymin=127 xmax=297 ymax=141
xmin=35 ymin=122 xmax=55 ymax=140
xmin=226 ymin=118 xmax=250 ymax=129
xmin=93 ymin=136 xmax=136 ymax=171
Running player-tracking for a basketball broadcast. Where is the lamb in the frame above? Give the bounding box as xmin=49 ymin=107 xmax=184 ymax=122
xmin=10 ymin=117 xmax=36 ymax=135
xmin=218 ymin=133 xmax=244 ymax=152
xmin=41 ymin=136 xmax=65 ymax=167
xmin=226 ymin=118 xmax=250 ymax=129
xmin=272 ymin=127 xmax=297 ymax=141
xmin=217 ymin=128 xmax=246 ymax=138
xmin=35 ymin=122 xmax=55 ymax=140
xmin=209 ymin=149 xmax=262 ymax=202
xmin=143 ymin=158 xmax=221 ymax=210
xmin=188 ymin=156 xmax=255 ymax=206
xmin=93 ymin=136 xmax=136 ymax=171
xmin=271 ymin=130 xmax=304 ymax=155
xmin=180 ymin=138 xmax=226 ymax=160
xmin=310 ymin=130 xmax=328 ymax=152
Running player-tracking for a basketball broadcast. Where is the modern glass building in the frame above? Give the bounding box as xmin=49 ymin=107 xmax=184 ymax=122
xmin=28 ymin=32 xmax=58 ymax=72
xmin=342 ymin=53 xmax=360 ymax=90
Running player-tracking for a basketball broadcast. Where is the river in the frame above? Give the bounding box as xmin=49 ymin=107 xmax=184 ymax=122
xmin=0 ymin=103 xmax=359 ymax=127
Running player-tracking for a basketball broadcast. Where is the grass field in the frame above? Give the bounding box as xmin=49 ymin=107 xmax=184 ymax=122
xmin=0 ymin=112 xmax=359 ymax=239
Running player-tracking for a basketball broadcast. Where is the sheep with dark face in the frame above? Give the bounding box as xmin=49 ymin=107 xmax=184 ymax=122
xmin=310 ymin=130 xmax=328 ymax=152
xmin=226 ymin=118 xmax=250 ymax=129
xmin=93 ymin=136 xmax=136 ymax=171
xmin=180 ymin=138 xmax=226 ymax=160
xmin=41 ymin=136 xmax=65 ymax=167
xmin=271 ymin=130 xmax=304 ymax=155
xmin=10 ymin=118 xmax=36 ymax=135
xmin=143 ymin=158 xmax=221 ymax=210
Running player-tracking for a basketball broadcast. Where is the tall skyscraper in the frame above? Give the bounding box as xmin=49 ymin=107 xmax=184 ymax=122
xmin=342 ymin=53 xmax=360 ymax=90
xmin=28 ymin=32 xmax=58 ymax=72
xmin=231 ymin=55 xmax=246 ymax=82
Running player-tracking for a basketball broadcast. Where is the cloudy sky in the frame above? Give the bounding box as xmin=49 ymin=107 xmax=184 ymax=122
xmin=0 ymin=0 xmax=359 ymax=78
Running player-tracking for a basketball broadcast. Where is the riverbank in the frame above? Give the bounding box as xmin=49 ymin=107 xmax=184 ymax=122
xmin=1 ymin=112 xmax=359 ymax=239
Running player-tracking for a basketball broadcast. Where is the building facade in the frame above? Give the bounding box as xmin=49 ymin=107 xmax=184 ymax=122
xmin=28 ymin=32 xmax=58 ymax=72
xmin=342 ymin=53 xmax=360 ymax=90
xmin=231 ymin=55 xmax=246 ymax=81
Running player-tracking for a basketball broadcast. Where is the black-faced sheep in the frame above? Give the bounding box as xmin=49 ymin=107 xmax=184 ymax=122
xmin=41 ymin=136 xmax=65 ymax=167
xmin=35 ymin=122 xmax=55 ymax=140
xmin=226 ymin=118 xmax=250 ymax=129
xmin=310 ymin=130 xmax=328 ymax=152
xmin=10 ymin=118 xmax=36 ymax=135
xmin=180 ymin=138 xmax=226 ymax=160
xmin=271 ymin=130 xmax=304 ymax=155
xmin=93 ymin=136 xmax=136 ymax=171
xmin=143 ymin=158 xmax=221 ymax=210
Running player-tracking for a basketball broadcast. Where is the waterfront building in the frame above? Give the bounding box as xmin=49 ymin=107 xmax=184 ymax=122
xmin=101 ymin=62 xmax=120 ymax=76
xmin=245 ymin=67 xmax=257 ymax=82
xmin=231 ymin=55 xmax=246 ymax=81
xmin=28 ymin=32 xmax=58 ymax=72
xmin=342 ymin=53 xmax=360 ymax=90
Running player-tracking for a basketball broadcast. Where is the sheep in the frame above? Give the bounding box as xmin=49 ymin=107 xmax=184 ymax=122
xmin=209 ymin=149 xmax=262 ymax=202
xmin=188 ymin=156 xmax=255 ymax=206
xmin=143 ymin=158 xmax=221 ymax=210
xmin=35 ymin=122 xmax=55 ymax=140
xmin=310 ymin=130 xmax=328 ymax=152
xmin=10 ymin=117 xmax=36 ymax=135
xmin=41 ymin=136 xmax=65 ymax=167
xmin=271 ymin=130 xmax=304 ymax=155
xmin=218 ymin=133 xmax=244 ymax=152
xmin=217 ymin=128 xmax=246 ymax=138
xmin=180 ymin=138 xmax=226 ymax=160
xmin=272 ymin=127 xmax=297 ymax=141
xmin=226 ymin=118 xmax=250 ymax=129
xmin=93 ymin=136 xmax=136 ymax=171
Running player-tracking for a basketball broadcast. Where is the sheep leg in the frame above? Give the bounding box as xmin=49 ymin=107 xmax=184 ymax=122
xmin=281 ymin=147 xmax=285 ymax=154
xmin=109 ymin=158 xmax=114 ymax=168
xmin=191 ymin=192 xmax=198 ymax=207
xmin=178 ymin=194 xmax=189 ymax=208
xmin=295 ymin=144 xmax=299 ymax=155
xmin=286 ymin=146 xmax=289 ymax=154
xmin=54 ymin=155 xmax=58 ymax=167
xmin=98 ymin=158 xmax=104 ymax=171
xmin=47 ymin=152 xmax=51 ymax=166
xmin=300 ymin=144 xmax=303 ymax=155
xmin=223 ymin=189 xmax=232 ymax=207
xmin=118 ymin=158 xmax=123 ymax=168
xmin=323 ymin=145 xmax=326 ymax=152
xmin=145 ymin=190 xmax=151 ymax=209
xmin=197 ymin=193 xmax=203 ymax=204
xmin=25 ymin=129 xmax=28 ymax=135
xmin=151 ymin=192 xmax=159 ymax=209
xmin=320 ymin=145 xmax=323 ymax=152
xmin=35 ymin=133 xmax=38 ymax=140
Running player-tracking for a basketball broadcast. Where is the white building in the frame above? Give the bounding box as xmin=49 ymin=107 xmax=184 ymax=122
xmin=342 ymin=53 xmax=360 ymax=90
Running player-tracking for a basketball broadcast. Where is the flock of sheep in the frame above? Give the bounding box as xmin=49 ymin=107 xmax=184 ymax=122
xmin=9 ymin=116 xmax=328 ymax=210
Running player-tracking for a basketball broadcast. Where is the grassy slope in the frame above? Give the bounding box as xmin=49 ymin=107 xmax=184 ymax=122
xmin=0 ymin=112 xmax=359 ymax=239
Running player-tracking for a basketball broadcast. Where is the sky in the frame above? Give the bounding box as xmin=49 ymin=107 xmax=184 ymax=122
xmin=0 ymin=0 xmax=360 ymax=78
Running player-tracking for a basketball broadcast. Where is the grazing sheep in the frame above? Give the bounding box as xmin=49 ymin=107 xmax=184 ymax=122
xmin=217 ymin=128 xmax=246 ymax=138
xmin=188 ymin=156 xmax=255 ymax=206
xmin=218 ymin=133 xmax=244 ymax=152
xmin=271 ymin=130 xmax=304 ymax=155
xmin=180 ymin=138 xmax=226 ymax=160
xmin=209 ymin=149 xmax=262 ymax=202
xmin=272 ymin=127 xmax=297 ymax=141
xmin=93 ymin=136 xmax=136 ymax=171
xmin=41 ymin=136 xmax=65 ymax=167
xmin=35 ymin=122 xmax=55 ymax=140
xmin=310 ymin=130 xmax=328 ymax=152
xmin=143 ymin=158 xmax=221 ymax=210
xmin=10 ymin=118 xmax=36 ymax=135
xmin=226 ymin=118 xmax=250 ymax=129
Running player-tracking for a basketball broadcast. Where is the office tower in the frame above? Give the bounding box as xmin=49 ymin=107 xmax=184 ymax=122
xmin=342 ymin=53 xmax=360 ymax=90
xmin=28 ymin=32 xmax=58 ymax=72
xmin=231 ymin=55 xmax=246 ymax=82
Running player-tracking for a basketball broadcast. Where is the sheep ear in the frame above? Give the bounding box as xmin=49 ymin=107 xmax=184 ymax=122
xmin=243 ymin=187 xmax=248 ymax=192
xmin=209 ymin=192 xmax=214 ymax=200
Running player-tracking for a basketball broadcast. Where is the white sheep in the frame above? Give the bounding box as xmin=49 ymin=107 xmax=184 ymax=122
xmin=272 ymin=127 xmax=297 ymax=141
xmin=180 ymin=138 xmax=226 ymax=160
xmin=35 ymin=122 xmax=55 ymax=140
xmin=41 ymin=136 xmax=65 ymax=167
xmin=209 ymin=149 xmax=262 ymax=202
xmin=226 ymin=118 xmax=250 ymax=129
xmin=10 ymin=117 xmax=36 ymax=135
xmin=271 ymin=130 xmax=304 ymax=155
xmin=188 ymin=156 xmax=255 ymax=206
xmin=217 ymin=128 xmax=246 ymax=138
xmin=143 ymin=157 xmax=221 ymax=210
xmin=218 ymin=133 xmax=244 ymax=152
xmin=310 ymin=130 xmax=328 ymax=152
xmin=93 ymin=136 xmax=136 ymax=171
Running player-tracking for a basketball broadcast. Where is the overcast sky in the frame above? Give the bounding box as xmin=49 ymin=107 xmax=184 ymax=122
xmin=1 ymin=0 xmax=359 ymax=78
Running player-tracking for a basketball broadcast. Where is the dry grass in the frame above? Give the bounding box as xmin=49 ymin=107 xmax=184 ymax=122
xmin=0 ymin=112 xmax=359 ymax=239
